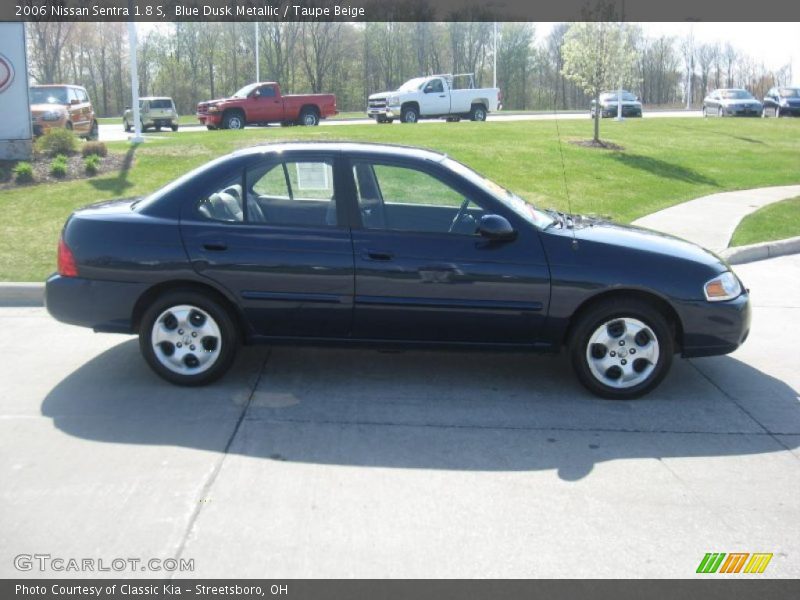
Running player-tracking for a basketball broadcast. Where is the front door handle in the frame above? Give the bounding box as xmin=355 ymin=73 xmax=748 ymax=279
xmin=203 ymin=241 xmax=228 ymax=251
xmin=362 ymin=249 xmax=394 ymax=261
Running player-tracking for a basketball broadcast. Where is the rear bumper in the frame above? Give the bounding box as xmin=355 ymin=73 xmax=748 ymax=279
xmin=679 ymin=292 xmax=751 ymax=358
xmin=45 ymin=274 xmax=147 ymax=334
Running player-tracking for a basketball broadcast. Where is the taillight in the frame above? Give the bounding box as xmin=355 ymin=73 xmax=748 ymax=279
xmin=57 ymin=237 xmax=78 ymax=277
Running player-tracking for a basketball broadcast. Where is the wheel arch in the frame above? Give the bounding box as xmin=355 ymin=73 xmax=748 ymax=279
xmin=131 ymin=279 xmax=248 ymax=340
xmin=299 ymin=103 xmax=320 ymax=117
xmin=401 ymin=101 xmax=420 ymax=114
xmin=563 ymin=288 xmax=684 ymax=352
xmin=222 ymin=107 xmax=246 ymax=124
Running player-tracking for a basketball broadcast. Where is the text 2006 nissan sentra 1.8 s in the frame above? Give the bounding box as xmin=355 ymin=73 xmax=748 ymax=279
xmin=45 ymin=142 xmax=750 ymax=399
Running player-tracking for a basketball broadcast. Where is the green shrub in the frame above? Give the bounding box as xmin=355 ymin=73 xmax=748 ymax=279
xmin=13 ymin=162 xmax=34 ymax=183
xmin=84 ymin=154 xmax=101 ymax=175
xmin=50 ymin=154 xmax=68 ymax=178
xmin=36 ymin=128 xmax=77 ymax=157
xmin=81 ymin=141 xmax=108 ymax=158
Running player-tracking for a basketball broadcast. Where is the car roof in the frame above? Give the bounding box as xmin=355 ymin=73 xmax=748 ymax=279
xmin=231 ymin=142 xmax=447 ymax=162
xmin=140 ymin=96 xmax=173 ymax=100
xmin=30 ymin=84 xmax=83 ymax=89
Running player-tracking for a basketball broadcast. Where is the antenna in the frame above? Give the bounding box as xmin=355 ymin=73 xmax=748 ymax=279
xmin=552 ymin=68 xmax=578 ymax=248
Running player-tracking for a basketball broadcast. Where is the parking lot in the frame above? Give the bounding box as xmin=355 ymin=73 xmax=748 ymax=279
xmin=1 ymin=254 xmax=798 ymax=578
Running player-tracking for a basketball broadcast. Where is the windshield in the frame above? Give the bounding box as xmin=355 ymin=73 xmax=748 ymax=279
xmin=232 ymin=83 xmax=259 ymax=98
xmin=29 ymin=87 xmax=68 ymax=105
xmin=397 ymin=78 xmax=426 ymax=92
xmin=149 ymin=99 xmax=173 ymax=109
xmin=720 ymin=90 xmax=753 ymax=100
xmin=779 ymin=88 xmax=800 ymax=98
xmin=602 ymin=92 xmax=637 ymax=102
xmin=443 ymin=158 xmax=556 ymax=230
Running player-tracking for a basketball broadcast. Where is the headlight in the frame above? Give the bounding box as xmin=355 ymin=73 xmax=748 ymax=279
xmin=42 ymin=110 xmax=64 ymax=121
xmin=207 ymin=105 xmax=219 ymax=113
xmin=704 ymin=272 xmax=742 ymax=302
xmin=387 ymin=96 xmax=399 ymax=105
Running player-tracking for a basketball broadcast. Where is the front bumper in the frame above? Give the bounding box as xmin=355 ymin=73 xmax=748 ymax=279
xmin=197 ymin=112 xmax=222 ymax=127
xmin=722 ymin=106 xmax=761 ymax=116
xmin=45 ymin=274 xmax=148 ymax=334
xmin=679 ymin=291 xmax=751 ymax=358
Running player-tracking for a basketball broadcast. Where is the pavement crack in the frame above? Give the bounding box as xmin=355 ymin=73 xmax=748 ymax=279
xmin=688 ymin=359 xmax=799 ymax=459
xmin=170 ymin=349 xmax=271 ymax=576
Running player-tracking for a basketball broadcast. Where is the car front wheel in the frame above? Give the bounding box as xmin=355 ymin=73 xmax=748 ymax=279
xmin=569 ymin=298 xmax=674 ymax=399
xmin=139 ymin=291 xmax=239 ymax=386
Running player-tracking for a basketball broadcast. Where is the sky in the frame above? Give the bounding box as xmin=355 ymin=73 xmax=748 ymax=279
xmin=538 ymin=22 xmax=800 ymax=77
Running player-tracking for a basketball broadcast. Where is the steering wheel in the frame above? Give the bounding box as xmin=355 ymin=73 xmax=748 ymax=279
xmin=448 ymin=197 xmax=472 ymax=233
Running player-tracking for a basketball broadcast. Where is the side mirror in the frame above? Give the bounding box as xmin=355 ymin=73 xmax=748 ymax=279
xmin=70 ymin=98 xmax=79 ymax=105
xmin=478 ymin=214 xmax=516 ymax=242
xmin=124 ymin=106 xmax=130 ymax=110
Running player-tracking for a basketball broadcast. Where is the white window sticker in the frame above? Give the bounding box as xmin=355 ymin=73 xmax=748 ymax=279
xmin=295 ymin=162 xmax=330 ymax=190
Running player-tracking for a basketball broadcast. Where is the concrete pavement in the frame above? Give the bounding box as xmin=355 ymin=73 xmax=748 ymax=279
xmin=98 ymin=109 xmax=702 ymax=142
xmin=1 ymin=255 xmax=798 ymax=578
xmin=633 ymin=185 xmax=800 ymax=253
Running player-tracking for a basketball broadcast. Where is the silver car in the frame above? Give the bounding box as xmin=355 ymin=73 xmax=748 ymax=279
xmin=123 ymin=97 xmax=179 ymax=132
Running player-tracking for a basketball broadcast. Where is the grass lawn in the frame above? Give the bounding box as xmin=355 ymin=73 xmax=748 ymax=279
xmin=729 ymin=196 xmax=800 ymax=247
xmin=2 ymin=117 xmax=799 ymax=281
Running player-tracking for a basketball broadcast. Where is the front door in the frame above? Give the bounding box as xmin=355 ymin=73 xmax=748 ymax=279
xmin=421 ymin=78 xmax=450 ymax=116
xmin=251 ymin=84 xmax=284 ymax=122
xmin=347 ymin=159 xmax=550 ymax=344
xmin=180 ymin=153 xmax=353 ymax=338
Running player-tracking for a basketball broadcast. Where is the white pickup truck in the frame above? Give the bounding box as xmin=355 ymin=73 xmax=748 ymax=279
xmin=367 ymin=74 xmax=501 ymax=124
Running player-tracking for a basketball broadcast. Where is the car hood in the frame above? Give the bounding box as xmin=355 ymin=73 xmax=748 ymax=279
xmin=198 ymin=98 xmax=234 ymax=106
xmin=369 ymin=92 xmax=391 ymax=100
xmin=30 ymin=103 xmax=67 ymax=115
xmin=563 ymin=218 xmax=727 ymax=271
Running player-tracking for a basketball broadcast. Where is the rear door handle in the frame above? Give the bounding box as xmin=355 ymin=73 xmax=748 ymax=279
xmin=362 ymin=249 xmax=394 ymax=261
xmin=203 ymin=241 xmax=228 ymax=251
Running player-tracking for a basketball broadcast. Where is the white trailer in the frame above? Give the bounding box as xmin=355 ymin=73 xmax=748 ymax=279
xmin=367 ymin=74 xmax=501 ymax=124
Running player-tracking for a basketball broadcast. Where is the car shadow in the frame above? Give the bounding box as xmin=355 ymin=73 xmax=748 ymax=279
xmin=609 ymin=153 xmax=720 ymax=186
xmin=41 ymin=340 xmax=799 ymax=481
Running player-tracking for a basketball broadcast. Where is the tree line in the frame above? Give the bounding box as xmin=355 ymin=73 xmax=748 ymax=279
xmin=25 ymin=21 xmax=794 ymax=117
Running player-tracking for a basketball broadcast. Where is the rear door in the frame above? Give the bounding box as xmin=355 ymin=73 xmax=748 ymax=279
xmin=345 ymin=157 xmax=550 ymax=344
xmin=180 ymin=152 xmax=354 ymax=338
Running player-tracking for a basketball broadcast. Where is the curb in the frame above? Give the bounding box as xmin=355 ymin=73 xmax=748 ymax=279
xmin=720 ymin=236 xmax=800 ymax=265
xmin=0 ymin=282 xmax=44 ymax=307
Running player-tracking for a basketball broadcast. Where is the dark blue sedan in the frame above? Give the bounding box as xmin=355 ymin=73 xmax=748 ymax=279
xmin=45 ymin=142 xmax=750 ymax=399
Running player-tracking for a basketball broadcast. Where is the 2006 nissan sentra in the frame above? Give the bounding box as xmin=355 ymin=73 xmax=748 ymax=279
xmin=45 ymin=142 xmax=750 ymax=399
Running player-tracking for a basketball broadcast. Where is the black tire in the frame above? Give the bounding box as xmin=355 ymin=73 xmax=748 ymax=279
xmin=469 ymin=104 xmax=487 ymax=121
xmin=138 ymin=290 xmax=240 ymax=386
xmin=65 ymin=122 xmax=73 ymax=131
xmin=155 ymin=125 xmax=161 ymax=132
xmin=222 ymin=111 xmax=245 ymax=130
xmin=171 ymin=124 xmax=179 ymax=132
xmin=401 ymin=105 xmax=419 ymax=124
xmin=702 ymin=106 xmax=707 ymax=118
xmin=569 ymin=298 xmax=674 ymax=400
xmin=300 ymin=108 xmax=319 ymax=126
xmin=206 ymin=125 xmax=216 ymax=131
xmin=123 ymin=119 xmax=131 ymax=132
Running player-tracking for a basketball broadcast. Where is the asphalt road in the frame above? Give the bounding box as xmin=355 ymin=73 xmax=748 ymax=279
xmin=1 ymin=254 xmax=798 ymax=578
xmin=98 ymin=109 xmax=703 ymax=142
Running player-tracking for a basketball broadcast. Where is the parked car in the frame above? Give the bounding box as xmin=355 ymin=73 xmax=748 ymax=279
xmin=29 ymin=84 xmax=98 ymax=139
xmin=124 ymin=97 xmax=179 ymax=132
xmin=196 ymin=82 xmax=337 ymax=129
xmin=702 ymin=89 xmax=762 ymax=117
xmin=761 ymin=86 xmax=800 ymax=118
xmin=590 ymin=91 xmax=643 ymax=118
xmin=367 ymin=74 xmax=501 ymax=123
xmin=45 ymin=142 xmax=750 ymax=399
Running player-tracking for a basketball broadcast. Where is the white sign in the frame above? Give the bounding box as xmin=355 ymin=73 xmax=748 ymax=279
xmin=0 ymin=22 xmax=32 ymax=159
xmin=295 ymin=162 xmax=331 ymax=191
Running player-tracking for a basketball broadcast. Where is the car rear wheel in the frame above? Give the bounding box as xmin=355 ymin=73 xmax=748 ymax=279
xmin=300 ymin=108 xmax=320 ymax=126
xmin=569 ymin=298 xmax=674 ymax=399
xmin=470 ymin=104 xmax=487 ymax=121
xmin=139 ymin=291 xmax=239 ymax=386
xmin=123 ymin=119 xmax=131 ymax=132
xmin=171 ymin=124 xmax=179 ymax=132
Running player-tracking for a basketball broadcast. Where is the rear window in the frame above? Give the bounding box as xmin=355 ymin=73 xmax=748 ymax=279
xmin=149 ymin=99 xmax=173 ymax=109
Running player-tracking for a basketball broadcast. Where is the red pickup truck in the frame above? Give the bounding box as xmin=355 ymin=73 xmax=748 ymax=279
xmin=196 ymin=82 xmax=337 ymax=129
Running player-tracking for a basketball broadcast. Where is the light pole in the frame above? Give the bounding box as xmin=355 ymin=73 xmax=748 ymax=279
xmin=255 ymin=22 xmax=260 ymax=82
xmin=127 ymin=21 xmax=143 ymax=143
xmin=493 ymin=22 xmax=497 ymax=89
xmin=616 ymin=3 xmax=625 ymax=121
